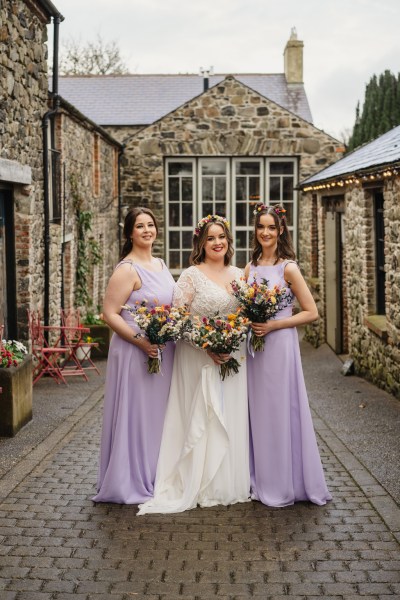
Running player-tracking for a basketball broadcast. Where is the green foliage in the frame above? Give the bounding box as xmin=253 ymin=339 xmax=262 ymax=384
xmin=69 ymin=174 xmax=103 ymax=309
xmin=348 ymin=70 xmax=400 ymax=151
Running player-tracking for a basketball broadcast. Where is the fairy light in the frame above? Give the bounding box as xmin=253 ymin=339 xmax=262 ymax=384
xmin=301 ymin=164 xmax=399 ymax=192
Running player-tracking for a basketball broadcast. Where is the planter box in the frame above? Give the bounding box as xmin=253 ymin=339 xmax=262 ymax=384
xmin=84 ymin=324 xmax=112 ymax=358
xmin=0 ymin=355 xmax=33 ymax=437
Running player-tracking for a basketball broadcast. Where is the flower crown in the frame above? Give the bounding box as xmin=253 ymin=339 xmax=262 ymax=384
xmin=194 ymin=214 xmax=230 ymax=236
xmin=253 ymin=203 xmax=287 ymax=219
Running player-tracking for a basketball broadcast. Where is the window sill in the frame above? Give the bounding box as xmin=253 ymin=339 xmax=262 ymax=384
xmin=364 ymin=315 xmax=388 ymax=341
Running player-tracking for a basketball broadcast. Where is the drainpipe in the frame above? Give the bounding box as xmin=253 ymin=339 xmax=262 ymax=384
xmin=42 ymin=12 xmax=63 ymax=328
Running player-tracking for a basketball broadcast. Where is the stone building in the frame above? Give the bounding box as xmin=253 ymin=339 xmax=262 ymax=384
xmin=299 ymin=125 xmax=400 ymax=398
xmin=0 ymin=0 xmax=121 ymax=340
xmin=58 ymin=31 xmax=345 ymax=274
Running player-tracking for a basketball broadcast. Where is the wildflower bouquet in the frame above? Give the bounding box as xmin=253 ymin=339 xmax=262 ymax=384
xmin=190 ymin=311 xmax=249 ymax=380
xmin=231 ymin=276 xmax=290 ymax=352
xmin=1 ymin=339 xmax=28 ymax=368
xmin=123 ymin=302 xmax=192 ymax=374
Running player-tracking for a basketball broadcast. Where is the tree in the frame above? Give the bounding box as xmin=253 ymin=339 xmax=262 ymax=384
xmin=348 ymin=70 xmax=400 ymax=151
xmin=59 ymin=35 xmax=129 ymax=75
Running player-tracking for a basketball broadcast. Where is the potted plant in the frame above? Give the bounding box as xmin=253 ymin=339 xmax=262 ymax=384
xmin=75 ymin=333 xmax=101 ymax=361
xmin=0 ymin=338 xmax=33 ymax=436
xmin=83 ymin=308 xmax=112 ymax=358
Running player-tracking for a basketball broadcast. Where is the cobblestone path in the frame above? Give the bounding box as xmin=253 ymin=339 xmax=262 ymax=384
xmin=0 ymin=393 xmax=399 ymax=600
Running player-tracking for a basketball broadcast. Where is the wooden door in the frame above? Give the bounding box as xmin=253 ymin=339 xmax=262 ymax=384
xmin=325 ymin=210 xmax=342 ymax=353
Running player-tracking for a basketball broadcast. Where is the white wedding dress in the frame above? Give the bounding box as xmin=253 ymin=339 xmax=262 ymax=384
xmin=137 ymin=266 xmax=250 ymax=514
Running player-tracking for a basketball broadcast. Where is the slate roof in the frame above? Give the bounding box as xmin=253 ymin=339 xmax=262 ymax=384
xmin=58 ymin=74 xmax=313 ymax=127
xmin=300 ymin=125 xmax=400 ymax=186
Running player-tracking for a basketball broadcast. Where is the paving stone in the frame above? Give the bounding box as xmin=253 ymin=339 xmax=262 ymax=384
xmin=0 ymin=358 xmax=398 ymax=599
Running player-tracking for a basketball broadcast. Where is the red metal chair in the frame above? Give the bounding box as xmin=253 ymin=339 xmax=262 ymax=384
xmin=60 ymin=309 xmax=100 ymax=376
xmin=27 ymin=310 xmax=87 ymax=385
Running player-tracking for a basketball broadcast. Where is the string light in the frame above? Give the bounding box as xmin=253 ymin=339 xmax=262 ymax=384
xmin=301 ymin=164 xmax=399 ymax=192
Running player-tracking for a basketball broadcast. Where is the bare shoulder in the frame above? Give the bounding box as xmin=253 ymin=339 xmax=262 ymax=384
xmin=110 ymin=261 xmax=139 ymax=284
xmin=283 ymin=261 xmax=302 ymax=285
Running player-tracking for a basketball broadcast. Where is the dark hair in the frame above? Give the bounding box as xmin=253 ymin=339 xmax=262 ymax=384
xmin=190 ymin=219 xmax=234 ymax=266
xmin=120 ymin=206 xmax=159 ymax=260
xmin=251 ymin=205 xmax=296 ymax=265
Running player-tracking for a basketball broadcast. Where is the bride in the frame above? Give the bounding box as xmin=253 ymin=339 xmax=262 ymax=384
xmin=137 ymin=215 xmax=250 ymax=514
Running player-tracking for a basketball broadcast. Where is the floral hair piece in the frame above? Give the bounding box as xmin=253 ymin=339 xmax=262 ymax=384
xmin=194 ymin=214 xmax=230 ymax=236
xmin=252 ymin=203 xmax=286 ymax=219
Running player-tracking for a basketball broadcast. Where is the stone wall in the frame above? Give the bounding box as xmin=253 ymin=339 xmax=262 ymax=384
xmin=121 ymin=75 xmax=343 ymax=260
xmin=302 ymin=176 xmax=400 ymax=399
xmin=0 ymin=0 xmax=50 ymax=336
xmin=54 ymin=108 xmax=120 ymax=319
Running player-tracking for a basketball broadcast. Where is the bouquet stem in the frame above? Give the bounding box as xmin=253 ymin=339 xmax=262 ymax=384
xmin=250 ymin=332 xmax=265 ymax=352
xmin=219 ymin=357 xmax=240 ymax=381
xmin=147 ymin=352 xmax=162 ymax=374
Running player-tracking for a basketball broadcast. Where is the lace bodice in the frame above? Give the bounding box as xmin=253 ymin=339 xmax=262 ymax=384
xmin=173 ymin=266 xmax=243 ymax=318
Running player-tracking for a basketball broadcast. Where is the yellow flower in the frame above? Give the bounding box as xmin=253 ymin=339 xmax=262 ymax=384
xmin=246 ymin=288 xmax=255 ymax=298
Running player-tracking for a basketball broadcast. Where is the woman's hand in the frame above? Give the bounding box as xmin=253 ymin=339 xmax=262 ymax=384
xmin=251 ymin=321 xmax=275 ymax=337
xmin=206 ymin=350 xmax=232 ymax=365
xmin=135 ymin=337 xmax=165 ymax=358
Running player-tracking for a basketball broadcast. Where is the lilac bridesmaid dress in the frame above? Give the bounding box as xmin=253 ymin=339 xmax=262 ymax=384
xmin=247 ymin=261 xmax=331 ymax=507
xmin=93 ymin=260 xmax=175 ymax=504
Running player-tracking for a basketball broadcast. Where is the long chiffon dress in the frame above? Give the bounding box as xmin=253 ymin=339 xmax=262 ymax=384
xmin=137 ymin=266 xmax=250 ymax=515
xmin=247 ymin=260 xmax=332 ymax=507
xmin=93 ymin=259 xmax=175 ymax=504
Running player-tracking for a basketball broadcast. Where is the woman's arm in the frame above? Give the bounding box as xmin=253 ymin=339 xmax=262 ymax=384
xmin=252 ymin=262 xmax=318 ymax=336
xmin=102 ymin=264 xmax=160 ymax=358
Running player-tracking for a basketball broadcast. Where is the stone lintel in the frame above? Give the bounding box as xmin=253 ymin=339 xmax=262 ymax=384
xmin=0 ymin=159 xmax=32 ymax=185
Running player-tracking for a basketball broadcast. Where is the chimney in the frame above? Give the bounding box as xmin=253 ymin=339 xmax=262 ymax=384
xmin=284 ymin=27 xmax=303 ymax=84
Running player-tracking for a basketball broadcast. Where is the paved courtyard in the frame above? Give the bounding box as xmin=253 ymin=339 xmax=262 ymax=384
xmin=0 ymin=342 xmax=399 ymax=599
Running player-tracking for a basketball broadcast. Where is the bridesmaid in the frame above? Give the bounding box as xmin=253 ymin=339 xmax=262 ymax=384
xmin=93 ymin=207 xmax=175 ymax=504
xmin=246 ymin=204 xmax=331 ymax=507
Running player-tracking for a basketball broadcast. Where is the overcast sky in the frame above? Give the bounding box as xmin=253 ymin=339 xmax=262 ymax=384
xmin=49 ymin=0 xmax=400 ymax=140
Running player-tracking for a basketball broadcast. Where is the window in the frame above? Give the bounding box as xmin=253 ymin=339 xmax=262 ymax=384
xmin=233 ymin=159 xmax=263 ymax=267
xmin=199 ymin=159 xmax=229 ymax=218
xmin=375 ymin=192 xmax=385 ymax=314
xmin=166 ymin=160 xmax=195 ymax=270
xmin=165 ymin=157 xmax=298 ymax=272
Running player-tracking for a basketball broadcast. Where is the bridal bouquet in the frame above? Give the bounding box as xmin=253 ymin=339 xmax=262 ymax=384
xmin=123 ymin=302 xmax=192 ymax=374
xmin=190 ymin=311 xmax=249 ymax=380
xmin=231 ymin=276 xmax=290 ymax=352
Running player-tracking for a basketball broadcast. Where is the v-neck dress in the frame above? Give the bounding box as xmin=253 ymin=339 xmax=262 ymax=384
xmin=138 ymin=265 xmax=250 ymax=514
xmin=93 ymin=259 xmax=175 ymax=504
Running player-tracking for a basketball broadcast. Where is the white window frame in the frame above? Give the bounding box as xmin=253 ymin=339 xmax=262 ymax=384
xmin=165 ymin=158 xmax=196 ymax=275
xmin=165 ymin=157 xmax=298 ymax=272
xmin=198 ymin=157 xmax=231 ymax=223
xmin=232 ymin=158 xmax=264 ymax=267
xmin=266 ymin=157 xmax=298 ymax=248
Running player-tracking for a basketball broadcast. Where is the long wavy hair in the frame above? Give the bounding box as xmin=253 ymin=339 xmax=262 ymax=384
xmin=190 ymin=219 xmax=234 ymax=266
xmin=120 ymin=206 xmax=159 ymax=260
xmin=251 ymin=205 xmax=296 ymax=265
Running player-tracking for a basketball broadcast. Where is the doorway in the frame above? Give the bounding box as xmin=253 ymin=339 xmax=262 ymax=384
xmin=324 ymin=200 xmax=344 ymax=353
xmin=0 ymin=188 xmax=17 ymax=339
